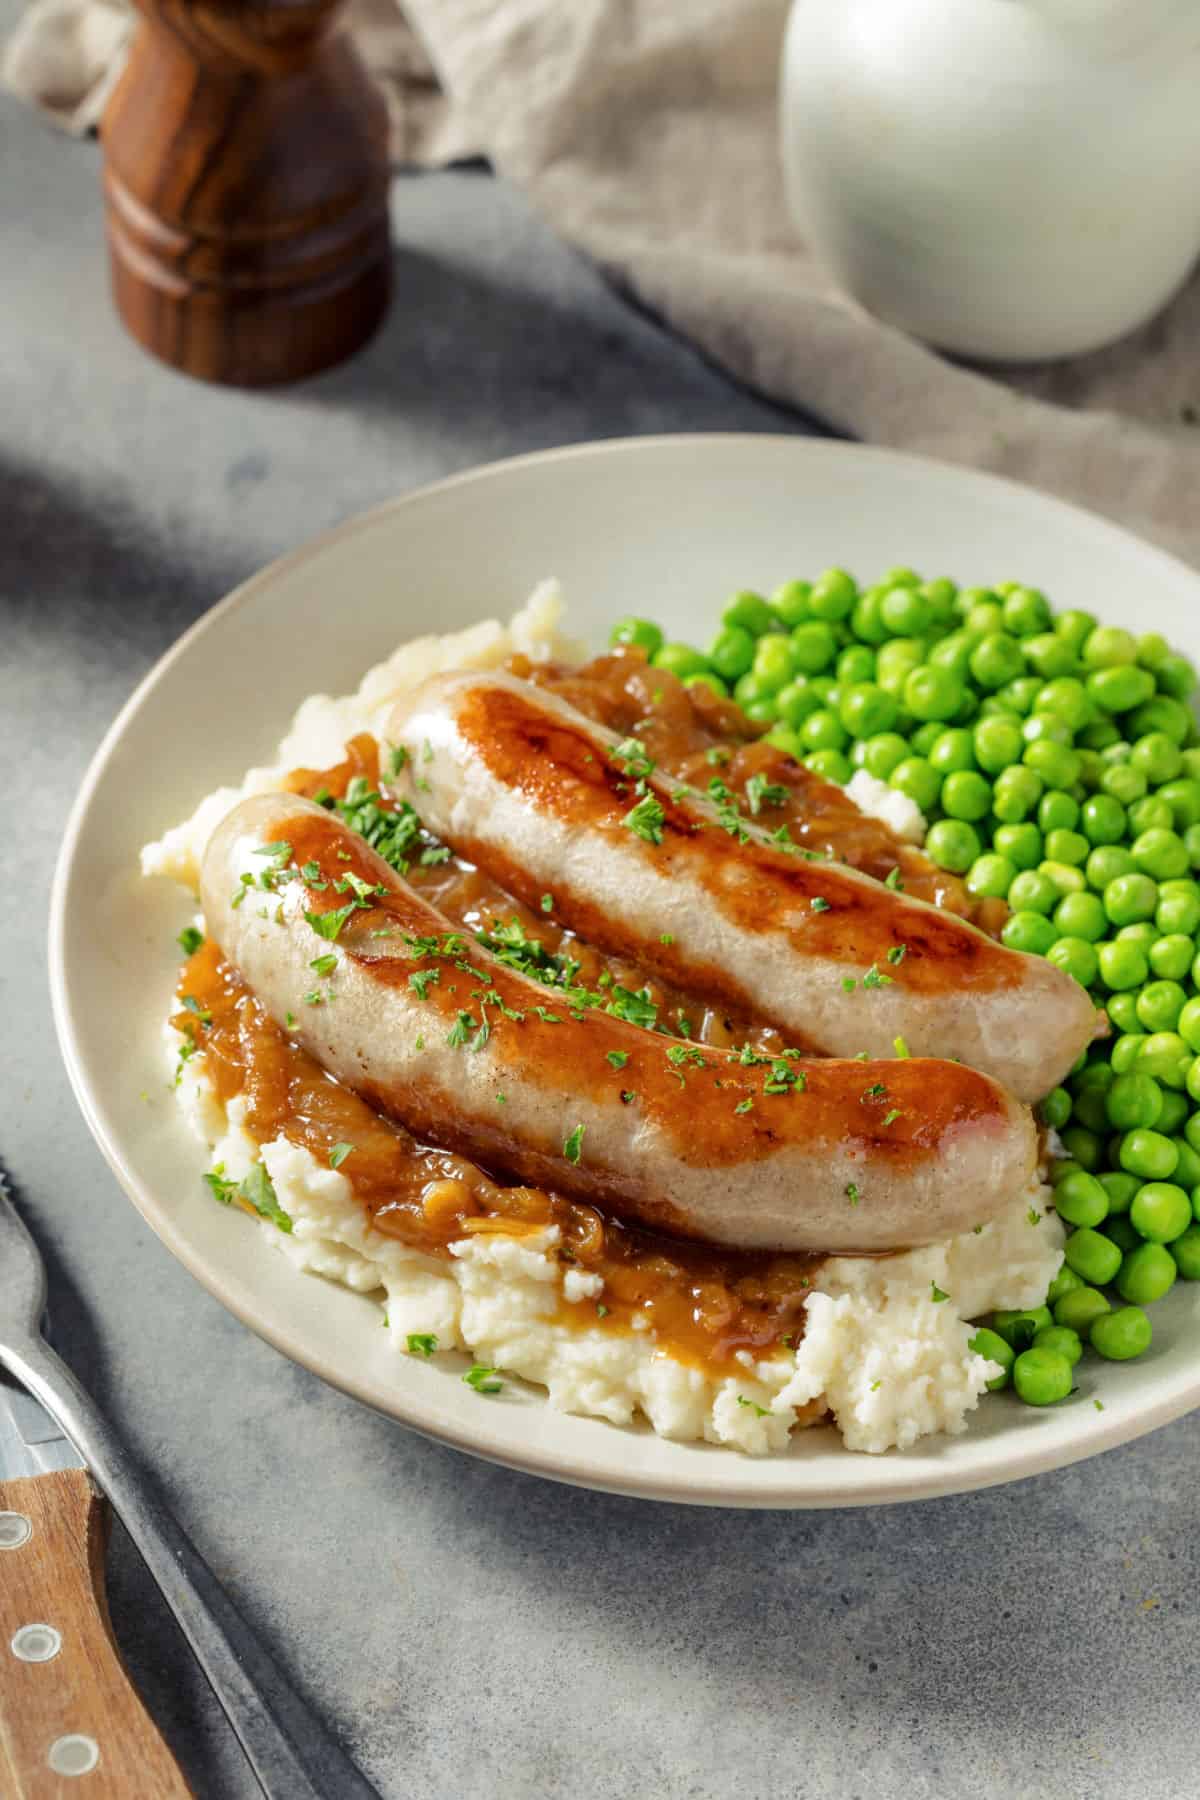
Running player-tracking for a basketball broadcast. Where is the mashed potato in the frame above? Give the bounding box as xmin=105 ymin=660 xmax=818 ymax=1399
xmin=148 ymin=585 xmax=1064 ymax=1456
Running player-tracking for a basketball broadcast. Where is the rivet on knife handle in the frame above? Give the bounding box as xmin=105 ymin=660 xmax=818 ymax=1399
xmin=0 ymin=1469 xmax=192 ymax=1800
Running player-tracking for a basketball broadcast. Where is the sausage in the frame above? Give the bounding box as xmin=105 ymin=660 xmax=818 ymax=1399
xmin=199 ymin=794 xmax=1039 ymax=1253
xmin=386 ymin=671 xmax=1097 ymax=1103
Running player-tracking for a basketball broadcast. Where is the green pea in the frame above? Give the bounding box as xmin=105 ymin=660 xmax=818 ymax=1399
xmin=1131 ymin=730 xmax=1184 ymax=785
xmin=1009 ymin=869 xmax=1058 ymax=914
xmin=770 ymin=580 xmax=813 ymax=629
xmin=1023 ymin=712 xmax=1074 ymax=748
xmin=835 ymin=642 xmax=875 ymax=684
xmin=722 ymin=589 xmax=776 ymax=636
xmin=939 ymin=769 xmax=991 ymax=823
xmin=1118 ymin=1127 xmax=1179 ymax=1180
xmin=1085 ymin=846 xmax=1132 ymax=891
xmin=1039 ymin=1087 xmax=1072 ymax=1130
xmin=752 ymin=634 xmax=798 ymax=693
xmin=1103 ymin=872 xmax=1158 ymax=927
xmin=1047 ymin=936 xmax=1098 ymax=988
xmin=801 ymin=709 xmax=848 ymax=753
xmin=838 ymin=682 xmax=896 ymax=738
xmin=1099 ymin=1170 xmax=1141 ymax=1214
xmin=876 ymin=585 xmax=930 ymax=637
xmin=968 ymin=631 xmax=1024 ymax=690
xmin=653 ymin=641 xmax=709 ymax=679
xmin=1054 ymin=1169 xmax=1109 ymax=1228
xmin=1131 ymin=827 xmax=1188 ymax=881
xmin=740 ymin=698 xmax=780 ymax=726
xmin=1000 ymin=675 xmax=1045 ymax=715
xmin=1171 ymin=1137 xmax=1200 ymax=1190
xmin=808 ymin=568 xmax=858 ymax=621
xmin=875 ymin=638 xmax=926 ymax=697
xmin=1013 ymin=1346 xmax=1073 ymax=1406
xmin=1140 ymin=1031 xmax=1192 ymax=1090
xmin=969 ymin=1327 xmax=1015 ymax=1391
xmin=1032 ymin=1324 xmax=1083 ymax=1368
xmin=1135 ymin=980 xmax=1186 ymax=1035
xmin=1109 ymin=1033 xmax=1146 ymax=1075
xmin=850 ymin=589 xmax=890 ymax=646
xmin=1089 ymin=1307 xmax=1152 ymax=1361
xmin=1153 ymin=652 xmax=1197 ymax=700
xmin=1156 ymin=776 xmax=1200 ymax=829
xmin=764 ymin=725 xmax=803 ymax=757
xmin=1116 ymin=920 xmax=1158 ymax=947
xmin=1099 ymin=762 xmax=1147 ymax=806
xmin=1117 ymin=1241 xmax=1178 ymax=1305
xmin=1077 ymin=793 xmax=1124 ymax=846
xmin=855 ymin=732 xmax=906 ymax=779
xmin=1079 ymin=721 xmax=1122 ymax=752
xmin=1062 ymin=1128 xmax=1103 ymax=1174
xmin=991 ymin=1305 xmax=1053 ymax=1351
xmin=999 ymin=586 xmax=1049 ymax=636
xmin=1106 ymin=1071 xmax=1163 ymax=1131
xmin=1038 ymin=790 xmax=1079 ymax=833
xmin=1052 ymin=891 xmax=1106 ymax=942
xmin=773 ymin=678 xmax=821 ymax=729
xmin=1063 ymin=1227 xmax=1122 ymax=1286
xmin=1025 ymin=632 xmax=1078 ymax=680
xmin=1053 ymin=1284 xmax=1111 ymax=1336
xmin=1131 ymin=694 xmax=1193 ymax=743
xmin=683 ymin=671 xmax=730 ymax=699
xmin=610 ymin=616 xmax=664 ymax=658
xmin=1106 ymin=993 xmax=1142 ymax=1034
xmin=789 ymin=621 xmax=838 ymax=675
xmin=707 ymin=624 xmax=756 ymax=681
xmin=1088 ymin=664 xmax=1156 ymax=714
xmin=1070 ymin=1059 xmax=1113 ymax=1095
xmin=965 ymin=601 xmax=1005 ymax=638
xmin=963 ymin=854 xmax=1015 ymax=900
xmin=993 ymin=768 xmax=1044 ymax=824
xmin=972 ymin=714 xmax=1024 ymax=774
xmin=1096 ymin=939 xmax=1150 ymax=992
xmin=993 ymin=822 xmax=1043 ymax=868
xmin=1033 ymin=676 xmax=1089 ymax=730
xmin=1130 ymin=1180 xmax=1192 ymax=1244
xmin=1148 ymin=934 xmax=1194 ymax=983
xmin=910 ymin=720 xmax=945 ymax=757
xmin=1169 ymin=1224 xmax=1200 ymax=1280
xmin=926 ymin=727 xmax=975 ymax=775
xmin=1156 ymin=1090 xmax=1189 ymax=1136
xmin=1024 ymin=738 xmax=1081 ymax=790
xmin=1043 ymin=827 xmax=1088 ymax=866
xmin=928 ymin=630 xmax=975 ymax=679
xmin=904 ymin=664 xmax=964 ymax=723
xmin=1083 ymin=624 xmax=1138 ymax=669
xmin=890 ymin=756 xmax=941 ymax=813
xmin=1001 ymin=910 xmax=1059 ymax=956
xmin=1047 ymin=1263 xmax=1085 ymax=1306
xmin=1129 ymin=795 xmax=1174 ymax=834
xmin=803 ymin=749 xmax=853 ymax=784
xmin=925 ymin=818 xmax=981 ymax=873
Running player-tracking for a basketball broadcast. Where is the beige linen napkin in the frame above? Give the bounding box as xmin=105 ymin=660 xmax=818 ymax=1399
xmin=6 ymin=0 xmax=1200 ymax=564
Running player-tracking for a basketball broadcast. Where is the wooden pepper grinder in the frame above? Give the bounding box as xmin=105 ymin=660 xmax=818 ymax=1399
xmin=102 ymin=0 xmax=393 ymax=386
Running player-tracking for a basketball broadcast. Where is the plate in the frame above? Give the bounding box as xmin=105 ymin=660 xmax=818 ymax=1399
xmin=50 ymin=435 xmax=1200 ymax=1507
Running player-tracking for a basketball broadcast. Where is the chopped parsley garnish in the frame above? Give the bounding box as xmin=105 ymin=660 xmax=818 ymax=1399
xmin=329 ymin=774 xmax=444 ymax=876
xmin=303 ymin=989 xmax=325 ymax=1006
xmin=861 ymin=1082 xmax=887 ymax=1103
xmin=893 ymin=1035 xmax=910 ymax=1058
xmin=623 ymin=793 xmax=665 ymax=844
xmin=885 ymin=866 xmax=904 ymax=891
xmin=253 ymin=840 xmax=292 ymax=861
xmin=447 ymin=1010 xmax=477 ymax=1048
xmin=870 ymin=1380 xmax=882 ymax=1392
xmin=810 ymin=896 xmax=831 ymax=914
xmin=745 ymin=773 xmax=788 ymax=815
xmin=239 ymin=1163 xmax=293 ymax=1233
xmin=419 ymin=846 xmax=451 ymax=866
xmin=607 ymin=985 xmax=658 ymax=1031
xmin=408 ymin=968 xmax=440 ymax=1001
xmin=305 ymin=901 xmax=360 ymax=942
xmin=463 ymin=1364 xmax=503 ymax=1394
xmin=930 ymin=1282 xmax=949 ymax=1303
xmin=606 ymin=1050 xmax=629 ymax=1070
xmin=596 ymin=1303 xmax=610 ymax=1318
xmin=177 ymin=925 xmax=204 ymax=955
xmin=735 ymin=1097 xmax=754 ymax=1114
xmin=1027 ymin=1206 xmax=1041 ymax=1227
xmin=737 ymin=1396 xmax=770 ymax=1417
xmin=563 ymin=1124 xmax=585 ymax=1165
xmin=841 ymin=976 xmax=857 ymax=993
xmin=285 ymin=1011 xmax=296 ymax=1029
xmin=309 ymin=953 xmax=338 ymax=977
xmin=620 ymin=1090 xmax=637 ymax=1104
xmin=180 ymin=995 xmax=211 ymax=1025
xmin=301 ymin=860 xmax=324 ymax=884
xmin=705 ymin=745 xmax=730 ymax=767
xmin=660 ymin=932 xmax=674 ymax=945
xmin=422 ymin=738 xmax=435 ymax=763
xmin=882 ymin=1108 xmax=902 ymax=1128
xmin=845 ymin=1183 xmax=860 ymax=1205
xmin=611 ymin=736 xmax=655 ymax=781
xmin=862 ymin=964 xmax=894 ymax=990
xmin=886 ymin=944 xmax=907 ymax=966
xmin=667 ymin=1044 xmax=707 ymax=1069
xmin=541 ymin=893 xmax=554 ymax=913
xmin=203 ymin=1166 xmax=236 ymax=1206
xmin=707 ymin=776 xmax=750 ymax=843
xmin=407 ymin=1332 xmax=438 ymax=1356
xmin=764 ymin=1060 xmax=804 ymax=1095
xmin=329 ymin=1142 xmax=354 ymax=1170
xmin=532 ymin=1006 xmax=563 ymax=1023
xmin=385 ymin=743 xmax=408 ymax=779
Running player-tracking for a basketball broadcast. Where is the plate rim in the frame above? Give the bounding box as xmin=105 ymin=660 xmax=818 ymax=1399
xmin=47 ymin=431 xmax=1200 ymax=1507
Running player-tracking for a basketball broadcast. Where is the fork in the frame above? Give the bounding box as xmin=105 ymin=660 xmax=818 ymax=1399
xmin=0 ymin=1164 xmax=381 ymax=1800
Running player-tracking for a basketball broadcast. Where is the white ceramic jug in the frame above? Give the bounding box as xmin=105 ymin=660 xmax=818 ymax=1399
xmin=780 ymin=0 xmax=1200 ymax=361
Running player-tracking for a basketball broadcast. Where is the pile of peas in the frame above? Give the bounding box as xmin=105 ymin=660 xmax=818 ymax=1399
xmin=610 ymin=570 xmax=1200 ymax=1408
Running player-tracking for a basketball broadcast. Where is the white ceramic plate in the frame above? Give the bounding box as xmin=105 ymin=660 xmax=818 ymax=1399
xmin=50 ymin=435 xmax=1200 ymax=1507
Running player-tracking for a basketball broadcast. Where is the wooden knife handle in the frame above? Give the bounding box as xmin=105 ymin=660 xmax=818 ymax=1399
xmin=0 ymin=1470 xmax=192 ymax=1798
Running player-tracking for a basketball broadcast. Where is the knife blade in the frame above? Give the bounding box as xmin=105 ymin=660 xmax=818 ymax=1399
xmin=0 ymin=1371 xmax=83 ymax=1478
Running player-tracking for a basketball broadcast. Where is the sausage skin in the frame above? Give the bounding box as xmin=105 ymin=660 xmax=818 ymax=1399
xmin=199 ymin=794 xmax=1039 ymax=1253
xmin=387 ymin=671 xmax=1097 ymax=1103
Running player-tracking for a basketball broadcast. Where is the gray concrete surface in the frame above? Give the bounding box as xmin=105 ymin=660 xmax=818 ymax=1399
xmin=2 ymin=57 xmax=1199 ymax=1800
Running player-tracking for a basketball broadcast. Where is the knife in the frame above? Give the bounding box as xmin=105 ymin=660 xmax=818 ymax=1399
xmin=0 ymin=1163 xmax=382 ymax=1800
xmin=0 ymin=1373 xmax=194 ymax=1796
